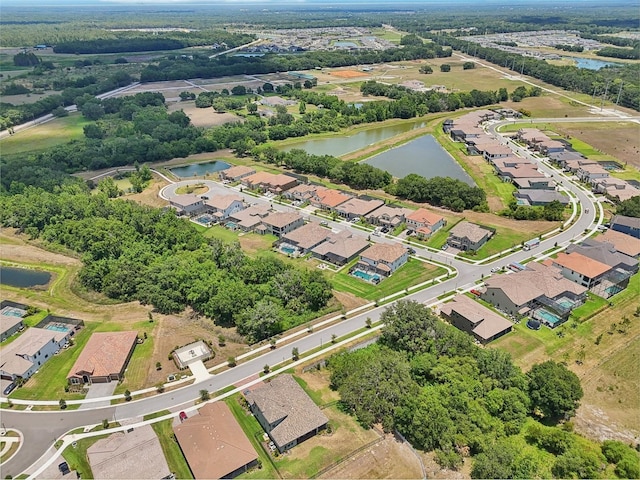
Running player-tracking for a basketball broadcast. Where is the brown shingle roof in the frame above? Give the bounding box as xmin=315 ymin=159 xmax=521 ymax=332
xmin=314 ymin=188 xmax=351 ymax=208
xmin=311 ymin=231 xmax=369 ymax=261
xmin=406 ymin=208 xmax=444 ymax=226
xmin=169 ymin=194 xmax=202 ymax=208
xmin=221 ymin=165 xmax=255 ymax=179
xmin=336 ymin=198 xmax=384 ymax=217
xmin=67 ymin=331 xmax=138 ymax=379
xmin=205 ymin=194 xmax=243 ymax=211
xmin=440 ymin=295 xmax=513 ymax=341
xmin=262 ymin=212 xmax=303 ymax=228
xmin=449 ymin=221 xmax=491 ymax=243
xmin=600 ymin=229 xmax=640 ymax=257
xmin=361 ymin=243 xmax=408 ymax=264
xmin=282 ymin=222 xmax=330 ymax=250
xmin=245 ymin=375 xmax=328 ymax=449
xmin=552 ymin=252 xmax=611 ymax=279
xmin=174 ymin=402 xmax=258 ymax=480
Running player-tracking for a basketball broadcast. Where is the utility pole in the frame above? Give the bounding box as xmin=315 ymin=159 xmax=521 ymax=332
xmin=600 ymin=79 xmax=611 ymax=111
xmin=616 ymin=81 xmax=624 ymax=106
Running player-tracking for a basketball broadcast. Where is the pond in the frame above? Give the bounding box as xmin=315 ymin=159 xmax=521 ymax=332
xmin=0 ymin=266 xmax=52 ymax=288
xmin=169 ymin=161 xmax=231 ymax=178
xmin=363 ymin=134 xmax=476 ymax=185
xmin=565 ymin=57 xmax=621 ymax=70
xmin=280 ymin=120 xmax=427 ymax=158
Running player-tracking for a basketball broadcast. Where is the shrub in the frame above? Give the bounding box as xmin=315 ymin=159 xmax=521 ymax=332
xmin=227 ymin=356 xmax=236 ymax=367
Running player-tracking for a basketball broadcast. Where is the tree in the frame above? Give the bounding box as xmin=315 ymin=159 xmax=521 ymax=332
xmin=200 ymin=389 xmax=210 ymax=401
xmin=59 ymin=399 xmax=67 ymax=409
xmin=440 ymin=64 xmax=451 ymax=72
xmin=231 ymin=85 xmax=247 ymax=96
xmin=102 ymin=419 xmax=109 ymax=429
xmin=365 ymin=317 xmax=372 ymax=328
xmin=52 ymin=106 xmax=69 ymax=118
xmin=463 ymin=61 xmax=476 ymax=70
xmin=617 ymin=196 xmax=640 ymax=217
xmin=263 ymin=364 xmax=270 ymax=374
xmin=81 ymin=102 xmax=105 ymax=121
xmin=528 ymin=361 xmax=583 ymax=419
xmin=227 ymin=356 xmax=236 ymax=367
xmin=124 ymin=389 xmax=132 ymax=401
xmin=247 ymin=102 xmax=258 ymax=114
xmin=551 ymin=448 xmax=603 ymax=479
xmin=291 ymin=347 xmax=299 ymax=361
xmin=155 ymin=361 xmax=162 ymax=371
xmin=98 ymin=177 xmax=120 ymax=198
xmin=218 ymin=334 xmax=226 ymax=347
xmin=419 ymin=65 xmax=433 ymax=74
xmin=299 ymin=102 xmax=306 ymax=114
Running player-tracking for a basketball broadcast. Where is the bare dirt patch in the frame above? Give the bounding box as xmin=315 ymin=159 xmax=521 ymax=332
xmin=333 ymin=290 xmax=370 ymax=311
xmin=319 ymin=433 xmax=423 ymax=479
xmin=0 ymin=233 xmax=81 ymax=267
xmin=419 ymin=451 xmax=471 ymax=480
xmin=126 ymin=178 xmax=169 ymax=209
xmin=331 ymin=70 xmax=369 ymax=79
xmin=167 ymin=102 xmax=242 ymax=128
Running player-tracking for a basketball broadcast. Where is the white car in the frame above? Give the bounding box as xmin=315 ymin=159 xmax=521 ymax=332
xmin=491 ymin=267 xmax=501 ymax=273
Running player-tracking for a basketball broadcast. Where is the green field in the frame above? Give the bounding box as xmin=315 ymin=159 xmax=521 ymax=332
xmin=0 ymin=114 xmax=90 ymax=157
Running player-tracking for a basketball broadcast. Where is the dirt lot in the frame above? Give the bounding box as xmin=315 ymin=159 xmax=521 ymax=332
xmin=331 ymin=70 xmax=370 ymax=79
xmin=167 ymin=102 xmax=243 ymax=128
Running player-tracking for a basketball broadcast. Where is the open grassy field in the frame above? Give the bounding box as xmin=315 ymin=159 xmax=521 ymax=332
xmin=492 ymin=272 xmax=640 ymax=441
xmin=0 ymin=114 xmax=90 ymax=157
xmin=330 ymin=257 xmax=445 ymax=301
xmin=150 ymin=417 xmax=194 ymax=479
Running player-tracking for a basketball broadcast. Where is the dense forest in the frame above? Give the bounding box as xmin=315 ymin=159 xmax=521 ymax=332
xmin=328 ymin=300 xmax=639 ymax=479
xmin=0 ymin=185 xmax=333 ymax=342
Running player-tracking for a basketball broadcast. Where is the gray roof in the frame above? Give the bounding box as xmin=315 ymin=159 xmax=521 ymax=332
xmin=515 ymin=189 xmax=569 ymax=205
xmin=612 ymin=215 xmax=640 ymax=230
xmin=245 ymin=375 xmax=328 ymax=449
xmin=449 ymin=221 xmax=492 ymax=243
xmin=440 ymin=295 xmax=513 ymax=341
xmin=567 ymin=239 xmax=638 ymax=271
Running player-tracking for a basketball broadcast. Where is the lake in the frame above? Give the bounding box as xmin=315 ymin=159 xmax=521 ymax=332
xmin=363 ymin=135 xmax=475 ymax=185
xmin=565 ymin=57 xmax=621 ymax=70
xmin=281 ymin=120 xmax=427 ymax=158
xmin=0 ymin=266 xmax=52 ymax=288
xmin=170 ymin=161 xmax=231 ymax=178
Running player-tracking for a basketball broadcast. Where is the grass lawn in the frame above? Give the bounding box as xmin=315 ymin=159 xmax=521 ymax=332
xmin=113 ymin=320 xmax=156 ymax=394
xmin=459 ymin=225 xmax=539 ymax=260
xmin=175 ymin=184 xmax=208 ymax=195
xmin=201 ymin=224 xmax=241 ymax=243
xmin=150 ymin=418 xmax=194 ymax=480
xmin=0 ymin=114 xmax=90 ymax=157
xmin=227 ymin=396 xmax=280 ymax=480
xmin=60 ymin=432 xmax=111 ymax=479
xmin=330 ymin=257 xmax=444 ymax=301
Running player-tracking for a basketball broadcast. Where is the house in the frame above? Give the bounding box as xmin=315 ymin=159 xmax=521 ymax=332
xmin=611 ymin=215 xmax=640 ymax=239
xmin=204 ymin=194 xmax=245 ymax=221
xmin=514 ymin=189 xmax=570 ymax=206
xmin=1 ymin=301 xmax=27 ymax=342
xmin=311 ymin=231 xmax=370 ymax=266
xmin=260 ymin=96 xmax=296 ymax=107
xmin=310 ymin=188 xmax=351 ymax=211
xmin=219 ymin=165 xmax=256 ymax=182
xmin=228 ymin=204 xmax=272 ymax=232
xmin=447 ymin=221 xmax=493 ymax=251
xmin=335 ymin=198 xmax=384 ymax=220
xmin=172 ymin=340 xmax=213 ymax=369
xmin=450 ymin=127 xmax=483 ymax=142
xmin=406 ymin=208 xmax=445 ymax=239
xmin=512 ymin=177 xmax=556 ymax=190
xmin=87 ymin=425 xmax=171 ymax=480
xmin=563 ymin=158 xmax=598 ymax=173
xmin=280 ymin=222 xmax=331 ymax=253
xmin=550 ymin=252 xmax=612 ymax=289
xmin=482 ymin=143 xmax=513 ymax=161
xmin=241 ymin=172 xmax=298 ymax=194
xmin=548 ymin=150 xmax=585 ymax=168
xmin=283 ymin=184 xmax=320 ymax=203
xmin=365 ymin=205 xmax=413 ymax=228
xmin=245 ymin=375 xmax=328 ymax=453
xmin=174 ymin=402 xmax=258 ymax=479
xmin=67 ymin=331 xmax=138 ymax=385
xmin=576 ymin=163 xmax=609 ymax=183
xmin=169 ymin=194 xmax=204 ymax=216
xmin=0 ymin=328 xmax=71 ymax=381
xmin=261 ymin=212 xmax=304 ymax=237
xmin=516 ymin=128 xmax=548 ymax=147
xmin=594 ymin=178 xmax=640 ymax=202
xmin=357 ymin=243 xmax=409 ymax=277
xmin=442 ymin=119 xmax=455 ymax=133
xmin=495 ymin=164 xmax=545 ymax=182
xmin=537 ymin=139 xmax=566 ymax=155
xmin=567 ymin=239 xmax=638 ymax=274
xmin=480 ymin=262 xmax=587 ymax=324
xmin=599 ymin=229 xmax=640 ymax=258
xmin=440 ymin=295 xmax=513 ymax=344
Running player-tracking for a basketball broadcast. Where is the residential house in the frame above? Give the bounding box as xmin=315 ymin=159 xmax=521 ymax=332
xmin=67 ymin=331 xmax=138 ymax=385
xmin=480 ymin=262 xmax=587 ymax=325
xmin=516 ymin=128 xmax=548 ymax=147
xmin=311 ymin=231 xmax=369 ymax=266
xmin=245 ymin=375 xmax=328 ymax=453
xmin=310 ymin=188 xmax=351 ymax=212
xmin=283 ymin=184 xmax=320 ymax=203
xmin=599 ymin=229 xmax=640 ymax=258
xmin=261 ymin=212 xmax=304 ymax=237
xmin=450 ymin=126 xmax=483 ymax=142
xmin=0 ymin=328 xmax=71 ymax=381
xmin=219 ymin=165 xmax=256 ymax=182
xmin=357 ymin=243 xmax=409 ymax=277
xmin=169 ymin=194 xmax=205 ymax=216
xmin=482 ymin=143 xmax=513 ymax=161
xmin=279 ymin=222 xmax=331 ymax=254
xmin=204 ymin=194 xmax=245 ymax=221
xmin=550 ymin=252 xmax=612 ymax=289
xmin=335 ymin=198 xmax=384 ymax=220
xmin=593 ymin=178 xmax=640 ymax=202
xmin=228 ymin=204 xmax=272 ymax=232
xmin=567 ymin=239 xmax=638 ymax=274
xmin=1 ymin=301 xmax=27 ymax=342
xmin=447 ymin=221 xmax=493 ymax=251
xmin=241 ymin=172 xmax=298 ymax=194
xmin=563 ymin=158 xmax=598 ymax=173
xmin=537 ymin=139 xmax=566 ymax=155
xmin=512 ymin=177 xmax=556 ymax=190
xmin=514 ymin=189 xmax=569 ymax=206
xmin=611 ymin=215 xmax=640 ymax=239
xmin=365 ymin=205 xmax=413 ymax=228
xmin=174 ymin=402 xmax=258 ymax=479
xmin=440 ymin=295 xmax=513 ymax=344
xmin=495 ymin=163 xmax=545 ymax=182
xmin=576 ymin=163 xmax=609 ymax=184
xmin=406 ymin=208 xmax=445 ymax=239
xmin=548 ymin=150 xmax=585 ymax=168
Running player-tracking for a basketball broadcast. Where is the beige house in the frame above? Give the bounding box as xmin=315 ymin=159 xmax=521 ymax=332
xmin=406 ymin=208 xmax=445 ymax=239
xmin=334 ymin=198 xmax=384 ymax=220
xmin=220 ymin=165 xmax=256 ymax=182
xmin=357 ymin=243 xmax=409 ymax=277
xmin=365 ymin=205 xmax=413 ymax=228
xmin=447 ymin=221 xmax=493 ymax=251
xmin=261 ymin=212 xmax=304 ymax=237
xmin=311 ymin=231 xmax=369 ymax=266
xmin=280 ymin=222 xmax=331 ymax=253
xmin=440 ymin=295 xmax=513 ymax=344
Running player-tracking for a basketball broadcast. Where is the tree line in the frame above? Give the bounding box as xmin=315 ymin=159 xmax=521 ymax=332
xmin=328 ymin=300 xmax=638 ymax=478
xmin=0 ymin=186 xmax=334 ymax=342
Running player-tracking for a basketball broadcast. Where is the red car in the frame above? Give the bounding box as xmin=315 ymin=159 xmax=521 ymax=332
xmin=470 ymin=289 xmax=481 ymax=296
xmin=179 ymin=411 xmax=187 ymax=422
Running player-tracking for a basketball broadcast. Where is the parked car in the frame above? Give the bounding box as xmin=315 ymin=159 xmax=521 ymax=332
xmin=441 ymin=244 xmax=449 ymax=251
xmin=58 ymin=462 xmax=70 ymax=475
xmin=381 ymin=227 xmax=389 ymax=233
xmin=320 ymin=221 xmax=329 ymax=226
xmin=179 ymin=411 xmax=188 ymax=422
xmin=490 ymin=267 xmax=501 ymax=273
xmin=408 ymin=248 xmax=416 ymax=255
xmin=3 ymin=382 xmax=16 ymax=396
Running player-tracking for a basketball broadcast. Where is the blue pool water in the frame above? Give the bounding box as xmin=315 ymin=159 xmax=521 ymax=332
xmin=281 ymin=246 xmax=296 ymax=254
xmin=195 ymin=215 xmax=214 ymax=225
xmin=557 ymin=299 xmax=574 ymax=309
xmin=536 ymin=309 xmax=563 ymax=326
xmin=45 ymin=324 xmax=70 ymax=332
xmin=352 ymin=269 xmax=381 ymax=282
xmin=1 ymin=308 xmax=24 ymax=317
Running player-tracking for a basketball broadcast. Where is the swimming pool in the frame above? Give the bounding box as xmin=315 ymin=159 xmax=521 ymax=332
xmin=352 ymin=269 xmax=381 ymax=283
xmin=45 ymin=323 xmax=70 ymax=332
xmin=195 ymin=215 xmax=214 ymax=225
xmin=556 ymin=298 xmax=574 ymax=309
xmin=1 ymin=307 xmax=24 ymax=317
xmin=535 ymin=309 xmax=563 ymax=327
xmin=281 ymin=246 xmax=296 ymax=255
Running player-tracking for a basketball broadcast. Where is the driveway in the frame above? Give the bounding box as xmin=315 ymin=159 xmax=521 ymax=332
xmin=78 ymin=382 xmax=118 ymax=410
xmin=188 ymin=360 xmax=210 ymax=382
